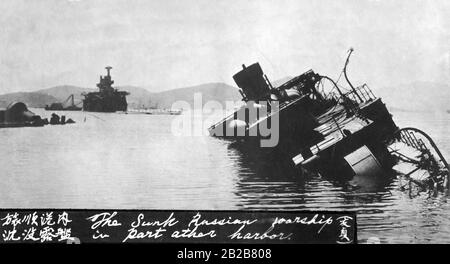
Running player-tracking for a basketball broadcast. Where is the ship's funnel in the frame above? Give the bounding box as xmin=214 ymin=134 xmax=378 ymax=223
xmin=233 ymin=63 xmax=270 ymax=101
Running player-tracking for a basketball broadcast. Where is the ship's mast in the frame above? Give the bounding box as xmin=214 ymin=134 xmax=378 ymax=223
xmin=106 ymin=66 xmax=112 ymax=77
xmin=97 ymin=66 xmax=115 ymax=93
xmin=343 ymin=48 xmax=363 ymax=102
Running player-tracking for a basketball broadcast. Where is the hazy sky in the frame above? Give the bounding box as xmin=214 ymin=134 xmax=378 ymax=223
xmin=0 ymin=0 xmax=448 ymax=93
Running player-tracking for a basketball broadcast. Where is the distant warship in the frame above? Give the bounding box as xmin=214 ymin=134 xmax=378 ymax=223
xmin=45 ymin=94 xmax=82 ymax=111
xmin=82 ymin=66 xmax=129 ymax=112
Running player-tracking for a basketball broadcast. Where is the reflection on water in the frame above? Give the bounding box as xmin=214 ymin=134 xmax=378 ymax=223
xmin=0 ymin=109 xmax=449 ymax=243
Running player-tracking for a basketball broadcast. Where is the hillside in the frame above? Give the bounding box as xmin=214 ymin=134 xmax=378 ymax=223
xmin=5 ymin=79 xmax=445 ymax=112
xmin=375 ymin=81 xmax=450 ymax=112
xmin=150 ymin=82 xmax=241 ymax=109
xmin=0 ymin=82 xmax=241 ymax=110
xmin=0 ymin=92 xmax=59 ymax=108
xmin=36 ymin=85 xmax=156 ymax=108
xmin=116 ymin=86 xmax=155 ymax=109
xmin=37 ymin=85 xmax=93 ymax=101
xmin=0 ymin=81 xmax=450 ymax=112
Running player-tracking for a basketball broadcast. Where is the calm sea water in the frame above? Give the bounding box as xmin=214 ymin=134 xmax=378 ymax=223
xmin=0 ymin=108 xmax=449 ymax=243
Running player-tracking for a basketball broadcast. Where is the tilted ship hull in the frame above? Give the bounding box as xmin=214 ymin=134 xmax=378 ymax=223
xmin=208 ymin=50 xmax=449 ymax=191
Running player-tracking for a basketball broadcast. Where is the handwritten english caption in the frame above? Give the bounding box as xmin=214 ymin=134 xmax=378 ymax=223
xmin=0 ymin=210 xmax=355 ymax=244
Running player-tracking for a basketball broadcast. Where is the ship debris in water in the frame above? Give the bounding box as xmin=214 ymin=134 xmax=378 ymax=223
xmin=45 ymin=94 xmax=82 ymax=111
xmin=49 ymin=113 xmax=75 ymax=125
xmin=0 ymin=102 xmax=46 ymax=127
xmin=82 ymin=66 xmax=129 ymax=112
xmin=0 ymin=102 xmax=76 ymax=128
xmin=0 ymin=102 xmax=46 ymax=128
xmin=208 ymin=49 xmax=449 ymax=192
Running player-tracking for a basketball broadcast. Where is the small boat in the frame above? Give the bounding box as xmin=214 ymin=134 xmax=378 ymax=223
xmin=45 ymin=94 xmax=82 ymax=111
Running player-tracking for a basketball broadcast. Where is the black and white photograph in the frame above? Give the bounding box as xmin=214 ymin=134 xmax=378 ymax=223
xmin=0 ymin=0 xmax=449 ymax=246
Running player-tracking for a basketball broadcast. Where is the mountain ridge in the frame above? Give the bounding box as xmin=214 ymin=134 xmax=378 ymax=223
xmin=1 ymin=79 xmax=448 ymax=112
xmin=0 ymin=82 xmax=242 ymax=109
xmin=0 ymin=92 xmax=59 ymax=108
xmin=374 ymin=81 xmax=450 ymax=113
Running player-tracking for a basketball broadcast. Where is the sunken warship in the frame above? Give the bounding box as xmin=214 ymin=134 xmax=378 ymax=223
xmin=0 ymin=102 xmax=46 ymax=128
xmin=45 ymin=94 xmax=82 ymax=111
xmin=0 ymin=102 xmax=75 ymax=128
xmin=82 ymin=66 xmax=129 ymax=112
xmin=208 ymin=49 xmax=449 ymax=191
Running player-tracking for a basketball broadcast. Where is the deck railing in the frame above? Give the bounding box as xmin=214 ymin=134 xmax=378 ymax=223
xmin=346 ymin=84 xmax=376 ymax=103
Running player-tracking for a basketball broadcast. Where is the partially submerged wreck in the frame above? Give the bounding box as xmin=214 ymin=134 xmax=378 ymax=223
xmin=45 ymin=94 xmax=82 ymax=111
xmin=82 ymin=67 xmax=129 ymax=112
xmin=0 ymin=102 xmax=46 ymax=128
xmin=0 ymin=102 xmax=76 ymax=128
xmin=208 ymin=49 xmax=449 ymax=191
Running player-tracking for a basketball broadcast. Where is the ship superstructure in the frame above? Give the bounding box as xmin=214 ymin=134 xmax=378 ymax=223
xmin=82 ymin=67 xmax=129 ymax=112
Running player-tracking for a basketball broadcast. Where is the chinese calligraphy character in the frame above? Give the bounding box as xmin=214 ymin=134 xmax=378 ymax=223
xmin=57 ymin=212 xmax=72 ymax=226
xmin=2 ymin=229 xmax=21 ymax=241
xmin=22 ymin=212 xmax=39 ymax=226
xmin=39 ymin=226 xmax=56 ymax=242
xmin=40 ymin=212 xmax=56 ymax=226
xmin=23 ymin=227 xmax=40 ymax=242
xmin=336 ymin=216 xmax=353 ymax=244
xmin=56 ymin=228 xmax=73 ymax=241
xmin=1 ymin=213 xmax=21 ymax=227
